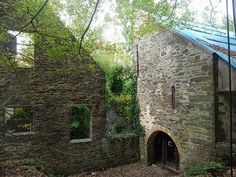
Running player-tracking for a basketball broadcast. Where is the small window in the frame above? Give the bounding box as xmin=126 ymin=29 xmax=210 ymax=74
xmin=4 ymin=107 xmax=33 ymax=134
xmin=70 ymin=105 xmax=91 ymax=140
xmin=7 ymin=31 xmax=34 ymax=68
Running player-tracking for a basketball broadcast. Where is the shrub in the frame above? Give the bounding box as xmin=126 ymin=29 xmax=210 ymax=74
xmin=186 ymin=161 xmax=225 ymax=177
xmin=94 ymin=55 xmax=143 ymax=135
xmin=24 ymin=158 xmax=57 ymax=177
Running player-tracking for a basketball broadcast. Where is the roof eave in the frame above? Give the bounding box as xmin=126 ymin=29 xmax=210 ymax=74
xmin=173 ymin=29 xmax=236 ymax=69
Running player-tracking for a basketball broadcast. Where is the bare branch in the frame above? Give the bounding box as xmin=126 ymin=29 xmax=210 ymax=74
xmin=78 ymin=0 xmax=100 ymax=54
xmin=67 ymin=0 xmax=100 ymax=60
xmin=10 ymin=0 xmax=49 ymax=41
xmin=209 ymin=0 xmax=215 ymax=26
xmin=168 ymin=0 xmax=178 ymax=20
xmin=156 ymin=0 xmax=168 ymax=10
xmin=0 ymin=42 xmax=35 ymax=63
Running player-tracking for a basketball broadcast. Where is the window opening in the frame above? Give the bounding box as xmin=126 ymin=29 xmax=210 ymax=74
xmin=8 ymin=31 xmax=34 ymax=68
xmin=70 ymin=105 xmax=91 ymax=140
xmin=4 ymin=107 xmax=33 ymax=133
xmin=171 ymin=85 xmax=175 ymax=108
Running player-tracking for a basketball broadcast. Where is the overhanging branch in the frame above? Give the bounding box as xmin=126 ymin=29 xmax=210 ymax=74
xmin=10 ymin=0 xmax=49 ymax=41
xmin=78 ymin=0 xmax=100 ymax=54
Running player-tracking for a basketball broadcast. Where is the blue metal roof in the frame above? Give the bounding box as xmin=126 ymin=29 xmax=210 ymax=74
xmin=175 ymin=24 xmax=236 ymax=69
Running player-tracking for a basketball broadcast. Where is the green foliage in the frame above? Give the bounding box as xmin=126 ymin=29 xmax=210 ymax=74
xmin=109 ymin=66 xmax=133 ymax=95
xmin=221 ymin=15 xmax=234 ymax=31
xmin=0 ymin=0 xmax=110 ymax=70
xmin=0 ymin=0 xmax=79 ymax=68
xmin=94 ymin=48 xmax=141 ymax=134
xmin=110 ymin=67 xmax=124 ymax=95
xmin=130 ymin=78 xmax=142 ymax=134
xmin=71 ymin=120 xmax=80 ymax=129
xmin=115 ymin=0 xmax=193 ymax=52
xmin=114 ymin=94 xmax=132 ymax=118
xmin=70 ymin=106 xmax=91 ymax=139
xmin=99 ymin=60 xmax=143 ymax=135
xmin=24 ymin=158 xmax=63 ymax=177
xmin=12 ymin=108 xmax=31 ymax=120
xmin=5 ymin=108 xmax=33 ymax=132
xmin=186 ymin=161 xmax=225 ymax=177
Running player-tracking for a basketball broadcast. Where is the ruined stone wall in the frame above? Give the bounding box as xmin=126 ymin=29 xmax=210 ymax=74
xmin=0 ymin=54 xmax=140 ymax=175
xmin=1 ymin=134 xmax=140 ymax=175
xmin=216 ymin=92 xmax=236 ymax=142
xmin=215 ymin=91 xmax=236 ymax=164
xmin=217 ymin=58 xmax=236 ymax=92
xmin=213 ymin=56 xmax=236 ymax=165
xmin=135 ymin=30 xmax=215 ymax=170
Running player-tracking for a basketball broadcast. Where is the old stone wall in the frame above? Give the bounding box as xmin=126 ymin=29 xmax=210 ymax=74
xmin=135 ymin=29 xmax=216 ymax=170
xmin=215 ymin=91 xmax=236 ymax=164
xmin=217 ymin=58 xmax=236 ymax=91
xmin=106 ymin=106 xmax=120 ymax=134
xmin=1 ymin=134 xmax=139 ymax=175
xmin=216 ymin=92 xmax=236 ymax=142
xmin=213 ymin=55 xmax=236 ymax=165
xmin=0 ymin=53 xmax=140 ymax=175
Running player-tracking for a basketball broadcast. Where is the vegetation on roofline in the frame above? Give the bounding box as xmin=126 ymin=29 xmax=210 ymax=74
xmin=94 ymin=52 xmax=143 ymax=135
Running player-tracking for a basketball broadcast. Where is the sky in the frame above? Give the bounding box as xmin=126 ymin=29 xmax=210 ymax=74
xmin=189 ymin=0 xmax=233 ymax=24
xmin=92 ymin=0 xmax=125 ymax=42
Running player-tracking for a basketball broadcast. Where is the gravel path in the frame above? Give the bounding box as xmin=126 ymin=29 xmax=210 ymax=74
xmin=71 ymin=163 xmax=180 ymax=177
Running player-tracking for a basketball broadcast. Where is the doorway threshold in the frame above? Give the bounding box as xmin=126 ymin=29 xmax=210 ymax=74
xmin=165 ymin=163 xmax=180 ymax=174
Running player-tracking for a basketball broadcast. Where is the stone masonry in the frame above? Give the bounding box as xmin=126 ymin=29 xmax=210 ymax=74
xmin=135 ymin=29 xmax=217 ymax=171
xmin=0 ymin=44 xmax=139 ymax=175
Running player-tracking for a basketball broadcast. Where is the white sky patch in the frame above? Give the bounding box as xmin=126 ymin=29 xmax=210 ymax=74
xmin=60 ymin=10 xmax=74 ymax=27
xmin=7 ymin=31 xmax=34 ymax=67
xmin=8 ymin=31 xmax=34 ymax=57
xmin=189 ymin=0 xmax=233 ymax=25
xmin=92 ymin=0 xmax=125 ymax=43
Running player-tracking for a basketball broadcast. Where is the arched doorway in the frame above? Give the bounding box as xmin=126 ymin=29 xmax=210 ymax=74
xmin=147 ymin=131 xmax=179 ymax=171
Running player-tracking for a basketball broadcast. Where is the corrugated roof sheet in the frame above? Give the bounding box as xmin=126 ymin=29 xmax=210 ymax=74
xmin=175 ymin=24 xmax=236 ymax=69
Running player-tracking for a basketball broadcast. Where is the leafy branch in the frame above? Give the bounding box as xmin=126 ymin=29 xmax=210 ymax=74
xmin=10 ymin=0 xmax=49 ymax=41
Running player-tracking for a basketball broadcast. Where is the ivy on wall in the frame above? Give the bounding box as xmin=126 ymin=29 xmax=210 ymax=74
xmin=105 ymin=65 xmax=143 ymax=134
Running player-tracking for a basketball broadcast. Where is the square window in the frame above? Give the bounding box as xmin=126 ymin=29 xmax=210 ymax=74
xmin=70 ymin=105 xmax=91 ymax=140
xmin=4 ymin=107 xmax=33 ymax=133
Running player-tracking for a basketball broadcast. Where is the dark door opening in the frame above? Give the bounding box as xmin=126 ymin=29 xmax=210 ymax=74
xmin=153 ymin=132 xmax=179 ymax=170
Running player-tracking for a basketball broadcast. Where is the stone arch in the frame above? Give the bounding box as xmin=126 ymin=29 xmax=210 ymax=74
xmin=145 ymin=125 xmax=184 ymax=170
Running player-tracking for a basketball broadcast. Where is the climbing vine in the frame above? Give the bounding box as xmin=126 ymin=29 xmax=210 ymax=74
xmin=102 ymin=64 xmax=142 ymax=134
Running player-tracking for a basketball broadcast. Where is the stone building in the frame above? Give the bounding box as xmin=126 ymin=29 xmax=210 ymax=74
xmin=135 ymin=25 xmax=236 ymax=172
xmin=0 ymin=6 xmax=139 ymax=175
xmin=0 ymin=34 xmax=139 ymax=175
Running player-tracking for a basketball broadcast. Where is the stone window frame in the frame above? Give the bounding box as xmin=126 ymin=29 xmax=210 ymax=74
xmin=3 ymin=105 xmax=35 ymax=137
xmin=69 ymin=104 xmax=92 ymax=144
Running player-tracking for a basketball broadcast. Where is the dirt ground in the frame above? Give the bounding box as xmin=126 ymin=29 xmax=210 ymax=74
xmin=70 ymin=163 xmax=180 ymax=177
